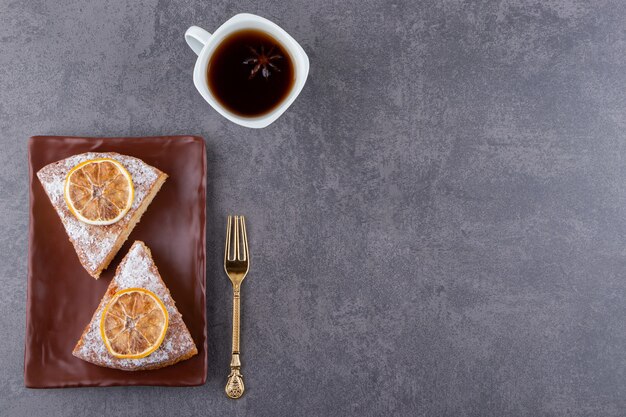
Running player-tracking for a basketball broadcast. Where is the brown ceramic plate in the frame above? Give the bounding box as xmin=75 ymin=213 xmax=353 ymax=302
xmin=25 ymin=136 xmax=207 ymax=388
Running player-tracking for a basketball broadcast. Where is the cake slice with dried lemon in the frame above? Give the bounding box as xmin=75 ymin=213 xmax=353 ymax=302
xmin=73 ymin=241 xmax=198 ymax=370
xmin=37 ymin=152 xmax=167 ymax=278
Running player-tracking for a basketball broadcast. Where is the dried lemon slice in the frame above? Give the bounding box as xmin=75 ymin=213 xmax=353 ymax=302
xmin=64 ymin=158 xmax=134 ymax=226
xmin=100 ymin=288 xmax=169 ymax=359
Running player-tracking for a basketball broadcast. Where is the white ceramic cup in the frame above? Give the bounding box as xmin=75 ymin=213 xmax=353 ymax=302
xmin=185 ymin=13 xmax=310 ymax=129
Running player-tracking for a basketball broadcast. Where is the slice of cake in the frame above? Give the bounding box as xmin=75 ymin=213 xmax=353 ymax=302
xmin=37 ymin=152 xmax=167 ymax=278
xmin=73 ymin=241 xmax=198 ymax=370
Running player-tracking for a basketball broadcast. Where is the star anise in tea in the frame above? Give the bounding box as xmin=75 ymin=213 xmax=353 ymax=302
xmin=243 ymin=45 xmax=282 ymax=80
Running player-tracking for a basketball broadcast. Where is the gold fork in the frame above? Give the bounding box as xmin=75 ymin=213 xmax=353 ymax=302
xmin=224 ymin=215 xmax=250 ymax=399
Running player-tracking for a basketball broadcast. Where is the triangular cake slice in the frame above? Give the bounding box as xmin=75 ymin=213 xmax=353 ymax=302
xmin=37 ymin=152 xmax=167 ymax=278
xmin=73 ymin=241 xmax=198 ymax=370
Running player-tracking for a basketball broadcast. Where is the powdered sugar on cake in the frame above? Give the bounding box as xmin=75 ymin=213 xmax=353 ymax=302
xmin=37 ymin=152 xmax=161 ymax=274
xmin=73 ymin=241 xmax=197 ymax=370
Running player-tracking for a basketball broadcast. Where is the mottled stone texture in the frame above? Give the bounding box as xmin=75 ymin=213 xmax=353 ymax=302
xmin=1 ymin=0 xmax=626 ymax=416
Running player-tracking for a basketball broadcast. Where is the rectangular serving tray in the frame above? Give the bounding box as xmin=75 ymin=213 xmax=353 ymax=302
xmin=25 ymin=136 xmax=207 ymax=388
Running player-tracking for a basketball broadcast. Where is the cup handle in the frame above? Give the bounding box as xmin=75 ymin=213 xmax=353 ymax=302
xmin=185 ymin=26 xmax=212 ymax=56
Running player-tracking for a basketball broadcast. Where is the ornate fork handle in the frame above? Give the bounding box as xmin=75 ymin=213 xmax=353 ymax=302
xmin=226 ymin=287 xmax=244 ymax=399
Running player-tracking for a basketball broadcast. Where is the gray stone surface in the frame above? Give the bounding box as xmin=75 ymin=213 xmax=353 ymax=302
xmin=1 ymin=0 xmax=626 ymax=415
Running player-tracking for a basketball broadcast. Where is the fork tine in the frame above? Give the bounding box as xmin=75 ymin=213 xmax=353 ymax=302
xmin=225 ymin=215 xmax=232 ymax=262
xmin=234 ymin=216 xmax=240 ymax=260
xmin=240 ymin=216 xmax=248 ymax=261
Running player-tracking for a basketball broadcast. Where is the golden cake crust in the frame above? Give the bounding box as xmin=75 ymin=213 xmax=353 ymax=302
xmin=37 ymin=152 xmax=167 ymax=278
